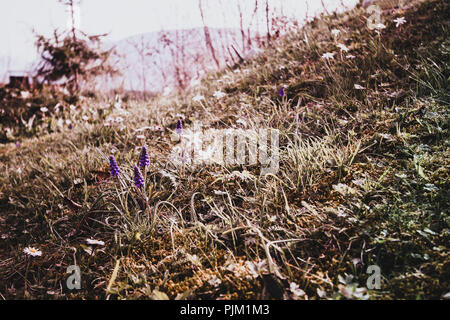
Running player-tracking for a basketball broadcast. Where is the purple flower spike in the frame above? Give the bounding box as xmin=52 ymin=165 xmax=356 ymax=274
xmin=176 ymin=119 xmax=183 ymax=135
xmin=133 ymin=165 xmax=144 ymax=189
xmin=109 ymin=155 xmax=121 ymax=177
xmin=139 ymin=146 xmax=150 ymax=168
xmin=279 ymin=87 xmax=286 ymax=97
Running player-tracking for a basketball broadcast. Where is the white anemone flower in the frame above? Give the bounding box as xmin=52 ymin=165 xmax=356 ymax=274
xmin=322 ymin=52 xmax=335 ymax=60
xmin=23 ymin=247 xmax=42 ymax=257
xmin=213 ymin=91 xmax=226 ymax=99
xmin=337 ymin=43 xmax=350 ymax=53
xmin=207 ymin=275 xmax=222 ymax=287
xmin=192 ymin=94 xmax=205 ymax=102
xmin=331 ymin=29 xmax=341 ymax=37
xmin=375 ymin=23 xmax=386 ymax=30
xmin=393 ymin=17 xmax=406 ymax=28
xmin=21 ymin=91 xmax=31 ymax=99
xmin=290 ymin=282 xmax=306 ymax=297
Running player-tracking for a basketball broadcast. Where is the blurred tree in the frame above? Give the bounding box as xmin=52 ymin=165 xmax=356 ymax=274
xmin=198 ymin=0 xmax=221 ymax=69
xmin=34 ymin=0 xmax=117 ymax=96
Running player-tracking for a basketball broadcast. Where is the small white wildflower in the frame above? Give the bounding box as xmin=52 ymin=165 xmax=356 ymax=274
xmin=346 ymin=54 xmax=356 ymax=59
xmin=354 ymin=84 xmax=366 ymax=90
xmin=322 ymin=52 xmax=335 ymax=60
xmin=337 ymin=43 xmax=350 ymax=53
xmin=333 ymin=183 xmax=358 ymax=196
xmin=393 ymin=17 xmax=406 ymax=28
xmin=213 ymin=91 xmax=226 ymax=99
xmin=187 ymin=254 xmax=202 ymax=267
xmin=23 ymin=247 xmax=42 ymax=257
xmin=375 ymin=23 xmax=386 ymax=30
xmin=40 ymin=107 xmax=49 ymax=113
xmin=192 ymin=94 xmax=205 ymax=102
xmin=20 ymin=91 xmax=31 ymax=99
xmin=232 ymin=264 xmax=249 ymax=278
xmin=352 ymin=179 xmax=366 ymax=186
xmin=290 ymin=282 xmax=306 ymax=297
xmin=86 ymin=239 xmax=105 ymax=246
xmin=65 ymin=119 xmax=72 ymax=125
xmin=69 ymin=105 xmax=76 ymax=111
xmin=331 ymin=29 xmax=341 ymax=37
xmin=246 ymin=262 xmax=260 ymax=279
xmin=246 ymin=260 xmax=268 ymax=279
xmin=208 ymin=275 xmax=222 ymax=287
xmin=82 ymin=115 xmax=89 ymax=121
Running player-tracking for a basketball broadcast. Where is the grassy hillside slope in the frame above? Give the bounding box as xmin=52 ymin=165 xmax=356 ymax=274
xmin=0 ymin=0 xmax=448 ymax=299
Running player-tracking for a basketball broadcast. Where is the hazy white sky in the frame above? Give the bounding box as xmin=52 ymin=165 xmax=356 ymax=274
xmin=0 ymin=0 xmax=358 ymax=71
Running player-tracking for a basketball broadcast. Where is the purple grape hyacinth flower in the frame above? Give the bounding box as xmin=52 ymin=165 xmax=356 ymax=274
xmin=109 ymin=155 xmax=120 ymax=177
xmin=176 ymin=119 xmax=183 ymax=135
xmin=133 ymin=165 xmax=145 ymax=189
xmin=279 ymin=87 xmax=286 ymax=97
xmin=139 ymin=146 xmax=150 ymax=169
